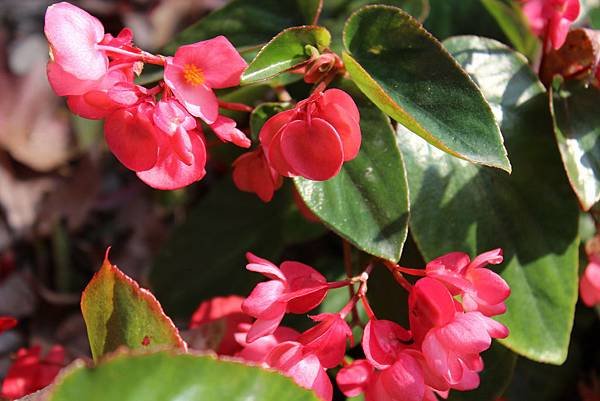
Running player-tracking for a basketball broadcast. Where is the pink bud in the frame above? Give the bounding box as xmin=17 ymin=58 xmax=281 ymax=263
xmin=235 ymin=324 xmax=300 ymax=363
xmin=298 ymin=313 xmax=352 ymax=368
xmin=580 ymin=255 xmax=600 ymax=307
xmin=336 ymin=359 xmax=375 ymax=397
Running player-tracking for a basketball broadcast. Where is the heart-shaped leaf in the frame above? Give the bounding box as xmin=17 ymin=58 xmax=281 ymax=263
xmin=551 ymin=81 xmax=600 ymax=211
xmin=343 ymin=5 xmax=510 ymax=171
xmin=47 ymin=352 xmax=320 ymax=401
xmin=400 ymin=36 xmax=580 ymax=364
xmin=242 ymin=26 xmax=331 ymax=84
xmin=294 ymin=79 xmax=409 ymax=262
xmin=81 ymin=254 xmax=186 ymax=362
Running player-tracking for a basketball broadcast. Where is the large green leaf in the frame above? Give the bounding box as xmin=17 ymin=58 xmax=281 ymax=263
xmin=241 ymin=26 xmax=331 ymax=85
xmin=294 ymin=79 xmax=409 ymax=262
xmin=551 ymin=81 xmax=600 ymax=211
xmin=343 ymin=5 xmax=510 ymax=171
xmin=48 ymin=352 xmax=319 ymax=401
xmin=149 ymin=180 xmax=287 ymax=318
xmin=481 ymin=0 xmax=538 ymax=59
xmin=400 ymin=36 xmax=579 ymax=364
xmin=81 ymin=257 xmax=186 ymax=362
xmin=166 ymin=0 xmax=323 ymax=53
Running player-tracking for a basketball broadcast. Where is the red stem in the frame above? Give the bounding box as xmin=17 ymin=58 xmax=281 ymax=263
xmin=217 ymin=100 xmax=254 ymax=113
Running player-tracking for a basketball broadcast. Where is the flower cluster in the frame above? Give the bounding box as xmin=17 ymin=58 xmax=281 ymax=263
xmin=521 ymin=0 xmax=580 ymax=50
xmin=221 ymin=249 xmax=510 ymax=401
xmin=44 ymin=2 xmax=248 ymax=190
xmin=45 ymin=2 xmax=361 ymax=196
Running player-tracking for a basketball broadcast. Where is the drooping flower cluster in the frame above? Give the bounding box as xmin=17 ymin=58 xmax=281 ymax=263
xmin=521 ymin=0 xmax=581 ymax=50
xmin=224 ymin=249 xmax=510 ymax=401
xmin=44 ymin=2 xmax=248 ymax=190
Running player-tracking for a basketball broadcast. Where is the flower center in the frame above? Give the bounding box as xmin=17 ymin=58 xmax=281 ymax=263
xmin=183 ymin=64 xmax=205 ymax=86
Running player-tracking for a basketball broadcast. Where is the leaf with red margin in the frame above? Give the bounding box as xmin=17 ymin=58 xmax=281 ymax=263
xmin=81 ymin=250 xmax=186 ymax=362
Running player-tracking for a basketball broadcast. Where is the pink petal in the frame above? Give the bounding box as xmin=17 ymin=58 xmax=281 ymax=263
xmin=232 ymin=149 xmax=282 ymax=202
xmin=580 ymin=259 xmax=600 ymax=306
xmin=267 ymin=128 xmax=300 ymax=177
xmin=298 ymin=313 xmax=352 ymax=368
xmin=242 ymin=281 xmax=286 ymax=317
xmin=210 ymin=115 xmax=251 ymax=148
xmin=319 ymin=89 xmax=360 ymax=122
xmin=173 ymin=36 xmax=247 ymax=89
xmin=379 ymin=352 xmax=426 ymax=401
xmin=564 ymin=0 xmax=581 ymax=21
xmin=236 ymin=325 xmax=300 ymax=363
xmin=469 ymin=248 xmax=503 ymax=270
xmin=104 ymin=108 xmax=159 ymax=172
xmin=259 ymin=109 xmax=297 ymax=150
xmin=47 ymin=62 xmax=102 ymax=96
xmin=315 ymin=90 xmax=361 ymax=160
xmin=426 ymin=252 xmax=471 ymax=274
xmin=163 ymin=61 xmax=219 ymax=123
xmin=549 ymin=16 xmax=571 ymax=49
xmin=279 ymin=119 xmax=344 ymax=181
xmin=280 ymin=261 xmax=327 ymax=290
xmin=266 ymin=341 xmax=305 ymax=372
xmin=467 ymin=268 xmax=510 ymax=307
xmin=409 ymin=277 xmax=457 ymax=344
xmin=312 ymin=365 xmax=334 ymax=401
xmin=245 ymin=252 xmax=286 ymax=281
xmin=422 ymin=331 xmax=463 ymax=385
xmin=336 ymin=360 xmax=374 ymax=397
xmin=246 ymin=311 xmax=286 ymax=343
xmin=44 ymin=2 xmax=107 ymax=80
xmin=436 ymin=313 xmax=492 ymax=355
xmin=136 ymin=129 xmax=207 ymax=190
xmin=362 ymin=319 xmax=411 ymax=369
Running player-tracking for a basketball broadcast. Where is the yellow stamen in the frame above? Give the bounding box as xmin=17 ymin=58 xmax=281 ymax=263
xmin=183 ymin=64 xmax=205 ymax=86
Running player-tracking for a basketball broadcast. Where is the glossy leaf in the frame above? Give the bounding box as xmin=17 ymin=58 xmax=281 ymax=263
xmin=242 ymin=26 xmax=331 ymax=84
xmin=149 ymin=180 xmax=287 ymax=318
xmin=294 ymin=79 xmax=409 ymax=262
xmin=400 ymin=36 xmax=579 ymax=364
xmin=166 ymin=0 xmax=323 ymax=53
xmin=81 ymin=255 xmax=186 ymax=362
xmin=481 ymin=0 xmax=539 ymax=59
xmin=47 ymin=352 xmax=320 ymax=401
xmin=551 ymin=81 xmax=600 ymax=211
xmin=343 ymin=5 xmax=510 ymax=171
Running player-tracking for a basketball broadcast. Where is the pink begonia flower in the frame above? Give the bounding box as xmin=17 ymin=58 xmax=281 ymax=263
xmin=362 ymin=319 xmax=411 ymax=369
xmin=375 ymin=351 xmax=427 ymax=401
xmin=235 ymin=324 xmax=300 ymax=363
xmin=210 ymin=115 xmax=251 ymax=148
xmin=163 ymin=36 xmax=247 ymax=124
xmin=297 ymin=313 xmax=352 ymax=368
xmin=232 ymin=148 xmax=283 ymax=202
xmin=44 ymin=2 xmax=108 ymax=95
xmin=522 ymin=0 xmax=580 ymax=49
xmin=409 ymin=277 xmax=457 ymax=345
xmin=0 ymin=317 xmax=17 ymax=334
xmin=426 ymin=249 xmax=510 ymax=317
xmin=580 ymin=255 xmax=600 ymax=307
xmin=259 ymin=89 xmax=361 ymax=181
xmin=0 ymin=345 xmax=66 ymax=399
xmin=189 ymin=295 xmax=253 ymax=355
xmin=265 ymin=341 xmax=333 ymax=401
xmin=336 ymin=359 xmax=375 ymax=398
xmin=241 ymin=253 xmax=329 ymax=342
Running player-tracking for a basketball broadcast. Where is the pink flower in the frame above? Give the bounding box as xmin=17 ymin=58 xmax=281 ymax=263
xmin=425 ymin=249 xmax=510 ymax=317
xmin=44 ymin=2 xmax=108 ymax=95
xmin=259 ymin=89 xmax=361 ymax=181
xmin=235 ymin=324 xmax=300 ymax=363
xmin=297 ymin=313 xmax=352 ymax=368
xmin=241 ymin=253 xmax=328 ymax=342
xmin=210 ymin=116 xmax=251 ymax=148
xmin=409 ymin=277 xmax=457 ymax=345
xmin=265 ymin=341 xmax=333 ymax=401
xmin=163 ymin=36 xmax=247 ymax=123
xmin=373 ymin=351 xmax=427 ymax=401
xmin=336 ymin=360 xmax=375 ymax=398
xmin=580 ymin=255 xmax=600 ymax=307
xmin=0 ymin=317 xmax=17 ymax=334
xmin=189 ymin=295 xmax=253 ymax=355
xmin=362 ymin=319 xmax=411 ymax=369
xmin=232 ymin=148 xmax=283 ymax=202
xmin=522 ymin=0 xmax=580 ymax=49
xmin=1 ymin=345 xmax=66 ymax=399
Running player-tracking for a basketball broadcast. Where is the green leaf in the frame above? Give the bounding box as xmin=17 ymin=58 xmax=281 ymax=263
xmin=550 ymin=81 xmax=600 ymax=211
xmin=166 ymin=0 xmax=323 ymax=54
xmin=81 ymin=256 xmax=186 ymax=362
xmin=447 ymin=342 xmax=517 ymax=401
xmin=149 ymin=179 xmax=287 ymax=318
xmin=294 ymin=79 xmax=409 ymax=262
xmin=241 ymin=26 xmax=331 ymax=85
xmin=400 ymin=36 xmax=579 ymax=364
xmin=48 ymin=352 xmax=320 ymax=401
xmin=481 ymin=0 xmax=539 ymax=59
xmin=343 ymin=5 xmax=510 ymax=171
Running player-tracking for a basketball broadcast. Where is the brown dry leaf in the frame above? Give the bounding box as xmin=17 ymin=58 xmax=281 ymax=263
xmin=540 ymin=28 xmax=600 ymax=85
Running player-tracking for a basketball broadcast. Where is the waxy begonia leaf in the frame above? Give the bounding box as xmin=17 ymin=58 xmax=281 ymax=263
xmin=447 ymin=342 xmax=517 ymax=401
xmin=166 ymin=0 xmax=323 ymax=54
xmin=241 ymin=26 xmax=331 ymax=84
xmin=47 ymin=352 xmax=320 ymax=401
xmin=481 ymin=0 xmax=539 ymax=59
xmin=550 ymin=81 xmax=600 ymax=211
xmin=343 ymin=5 xmax=511 ymax=172
xmin=294 ymin=79 xmax=409 ymax=262
xmin=400 ymin=36 xmax=579 ymax=364
xmin=81 ymin=255 xmax=186 ymax=362
xmin=150 ymin=180 xmax=287 ymax=317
